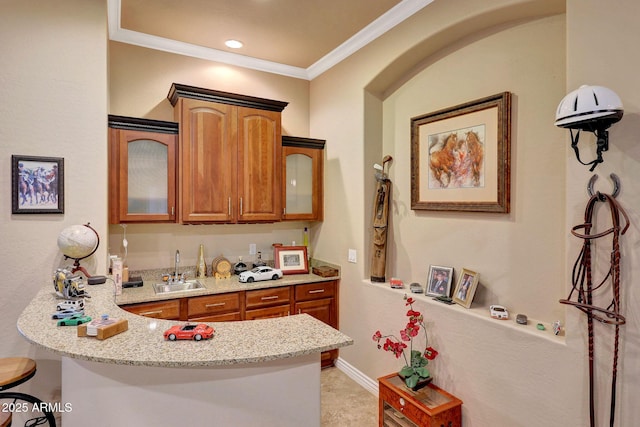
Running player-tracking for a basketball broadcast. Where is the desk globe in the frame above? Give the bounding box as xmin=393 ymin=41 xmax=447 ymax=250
xmin=57 ymin=223 xmax=100 ymax=277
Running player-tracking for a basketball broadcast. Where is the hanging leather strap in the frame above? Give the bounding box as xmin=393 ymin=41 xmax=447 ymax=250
xmin=559 ymin=191 xmax=629 ymax=427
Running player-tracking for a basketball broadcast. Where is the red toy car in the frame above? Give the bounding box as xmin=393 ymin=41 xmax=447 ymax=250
xmin=163 ymin=323 xmax=215 ymax=341
xmin=389 ymin=278 xmax=404 ymax=289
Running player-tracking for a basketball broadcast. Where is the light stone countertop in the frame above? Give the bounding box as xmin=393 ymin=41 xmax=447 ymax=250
xmin=117 ymin=269 xmax=340 ymax=305
xmin=17 ymin=272 xmax=353 ymax=368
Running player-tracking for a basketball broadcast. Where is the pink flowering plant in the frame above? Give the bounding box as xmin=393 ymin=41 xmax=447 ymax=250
xmin=372 ymin=295 xmax=438 ymax=389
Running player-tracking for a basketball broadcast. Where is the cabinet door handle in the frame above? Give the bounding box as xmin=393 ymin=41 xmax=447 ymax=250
xmin=260 ymin=295 xmax=279 ymax=301
xmin=205 ymin=302 xmax=226 ymax=308
xmin=240 ymin=197 xmax=243 ymax=216
xmin=171 ymin=206 xmax=175 ymax=216
xmin=228 ymin=197 xmax=231 ymax=216
xmin=308 ymin=289 xmax=325 ymax=294
xmin=139 ymin=310 xmax=163 ymax=316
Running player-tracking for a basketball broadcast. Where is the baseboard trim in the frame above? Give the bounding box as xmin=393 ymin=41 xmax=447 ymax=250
xmin=334 ymin=357 xmax=379 ymax=396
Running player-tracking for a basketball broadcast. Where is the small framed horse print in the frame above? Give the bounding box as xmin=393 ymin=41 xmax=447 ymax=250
xmin=410 ymin=92 xmax=511 ymax=213
xmin=12 ymin=155 xmax=64 ymax=214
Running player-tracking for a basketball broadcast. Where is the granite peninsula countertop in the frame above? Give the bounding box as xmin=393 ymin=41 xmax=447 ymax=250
xmin=17 ymin=271 xmax=352 ymax=368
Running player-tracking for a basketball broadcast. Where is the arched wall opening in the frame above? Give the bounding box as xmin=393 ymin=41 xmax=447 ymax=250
xmin=362 ymin=3 xmax=567 ymax=322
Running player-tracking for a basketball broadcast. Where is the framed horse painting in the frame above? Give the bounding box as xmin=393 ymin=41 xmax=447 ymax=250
xmin=12 ymin=155 xmax=64 ymax=214
xmin=410 ymin=92 xmax=511 ymax=213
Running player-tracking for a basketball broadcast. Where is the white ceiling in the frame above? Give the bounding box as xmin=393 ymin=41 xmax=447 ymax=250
xmin=108 ymin=0 xmax=434 ymax=80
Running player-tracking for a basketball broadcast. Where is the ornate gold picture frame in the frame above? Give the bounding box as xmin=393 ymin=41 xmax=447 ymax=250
xmin=411 ymin=92 xmax=511 ymax=213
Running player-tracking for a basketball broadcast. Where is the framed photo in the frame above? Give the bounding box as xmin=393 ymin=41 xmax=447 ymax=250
xmin=410 ymin=92 xmax=511 ymax=213
xmin=274 ymin=245 xmax=309 ymax=275
xmin=426 ymin=265 xmax=454 ymax=297
xmin=452 ymin=268 xmax=480 ymax=308
xmin=12 ymin=155 xmax=64 ymax=214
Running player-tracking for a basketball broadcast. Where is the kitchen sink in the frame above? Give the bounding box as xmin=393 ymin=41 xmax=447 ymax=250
xmin=153 ymin=280 xmax=205 ymax=294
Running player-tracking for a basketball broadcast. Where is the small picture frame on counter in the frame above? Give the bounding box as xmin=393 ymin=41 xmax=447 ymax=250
xmin=274 ymin=245 xmax=309 ymax=275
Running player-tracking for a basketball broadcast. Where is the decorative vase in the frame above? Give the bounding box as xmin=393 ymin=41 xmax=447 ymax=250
xmin=398 ymin=373 xmax=432 ymax=391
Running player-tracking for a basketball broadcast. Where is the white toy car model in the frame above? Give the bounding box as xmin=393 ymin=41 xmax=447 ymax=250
xmin=490 ymin=305 xmax=509 ymax=320
xmin=238 ymin=266 xmax=283 ymax=283
xmin=57 ymin=299 xmax=85 ymax=312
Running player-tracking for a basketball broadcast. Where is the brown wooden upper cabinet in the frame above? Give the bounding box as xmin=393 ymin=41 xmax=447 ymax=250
xmin=282 ymin=136 xmax=325 ymax=221
xmin=108 ymin=115 xmax=178 ymax=224
xmin=168 ymin=83 xmax=288 ymax=223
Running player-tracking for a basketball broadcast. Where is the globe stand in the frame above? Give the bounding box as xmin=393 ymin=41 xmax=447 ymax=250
xmin=62 ymin=223 xmax=100 ymax=278
xmin=69 ymin=258 xmax=93 ymax=278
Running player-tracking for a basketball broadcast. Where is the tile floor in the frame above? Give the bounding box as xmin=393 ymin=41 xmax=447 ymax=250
xmin=321 ymin=367 xmax=378 ymax=426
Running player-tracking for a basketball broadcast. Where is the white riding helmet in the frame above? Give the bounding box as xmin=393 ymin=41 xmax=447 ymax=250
xmin=555 ymin=85 xmax=623 ymax=130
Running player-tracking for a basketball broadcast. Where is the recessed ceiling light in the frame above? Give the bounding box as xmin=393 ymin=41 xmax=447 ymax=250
xmin=225 ymin=39 xmax=243 ymax=49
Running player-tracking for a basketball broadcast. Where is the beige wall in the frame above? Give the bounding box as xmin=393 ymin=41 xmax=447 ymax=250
xmin=380 ymin=14 xmax=566 ymax=322
xmin=311 ymin=0 xmax=639 ymax=425
xmin=565 ymin=0 xmax=640 ymax=423
xmin=3 ymin=0 xmax=640 ymax=425
xmin=0 ymin=0 xmax=108 ymax=404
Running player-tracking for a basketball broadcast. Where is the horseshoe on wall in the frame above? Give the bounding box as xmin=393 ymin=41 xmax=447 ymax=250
xmin=587 ymin=173 xmax=620 ymax=200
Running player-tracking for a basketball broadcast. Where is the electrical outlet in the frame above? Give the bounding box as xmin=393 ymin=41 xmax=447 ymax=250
xmin=249 ymin=243 xmax=257 ymax=255
xmin=348 ymin=249 xmax=357 ymax=263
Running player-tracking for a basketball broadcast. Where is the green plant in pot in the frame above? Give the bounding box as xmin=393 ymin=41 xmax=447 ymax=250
xmin=373 ymin=295 xmax=438 ymax=390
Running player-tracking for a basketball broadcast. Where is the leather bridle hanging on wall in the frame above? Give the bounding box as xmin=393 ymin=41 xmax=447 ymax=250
xmin=559 ymin=174 xmax=629 ymax=427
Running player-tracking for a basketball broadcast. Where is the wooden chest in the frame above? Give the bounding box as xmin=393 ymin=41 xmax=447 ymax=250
xmin=378 ymin=373 xmax=462 ymax=427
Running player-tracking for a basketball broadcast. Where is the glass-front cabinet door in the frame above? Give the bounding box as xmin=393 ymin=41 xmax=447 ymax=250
xmin=286 ymin=153 xmax=313 ymax=214
xmin=108 ymin=116 xmax=178 ymax=223
xmin=282 ymin=136 xmax=325 ymax=221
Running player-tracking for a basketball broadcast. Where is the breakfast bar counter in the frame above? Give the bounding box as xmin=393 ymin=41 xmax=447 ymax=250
xmin=17 ymin=278 xmax=353 ymax=426
xmin=18 ymin=277 xmax=351 ymax=367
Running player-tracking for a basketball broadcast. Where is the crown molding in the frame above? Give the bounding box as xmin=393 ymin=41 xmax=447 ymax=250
xmin=107 ymin=0 xmax=432 ymax=81
xmin=306 ymin=0 xmax=433 ymax=79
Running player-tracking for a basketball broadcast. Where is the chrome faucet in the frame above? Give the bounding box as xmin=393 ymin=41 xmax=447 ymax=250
xmin=174 ymin=250 xmax=180 ymax=282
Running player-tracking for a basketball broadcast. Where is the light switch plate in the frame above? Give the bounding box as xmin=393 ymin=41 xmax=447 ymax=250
xmin=348 ymin=249 xmax=357 ymax=263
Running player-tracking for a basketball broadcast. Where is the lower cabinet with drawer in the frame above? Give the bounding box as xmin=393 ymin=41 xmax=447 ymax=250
xmin=378 ymin=373 xmax=462 ymax=427
xmin=294 ymin=281 xmax=338 ymax=367
xmin=121 ymin=299 xmax=181 ymax=320
xmin=188 ymin=293 xmax=242 ymax=322
xmin=245 ymin=305 xmax=291 ymax=320
xmin=245 ymin=286 xmax=291 ymax=320
xmin=294 ymin=281 xmax=336 ymax=325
